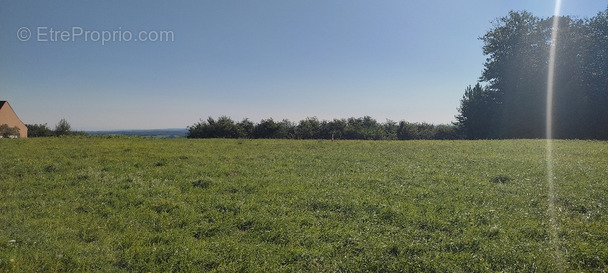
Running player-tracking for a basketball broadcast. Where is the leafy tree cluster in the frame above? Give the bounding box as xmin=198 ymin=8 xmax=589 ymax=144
xmin=457 ymin=8 xmax=608 ymax=139
xmin=188 ymin=116 xmax=460 ymax=140
xmin=26 ymin=118 xmax=86 ymax=137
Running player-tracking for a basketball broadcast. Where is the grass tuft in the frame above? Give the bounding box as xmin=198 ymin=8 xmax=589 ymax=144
xmin=490 ymin=175 xmax=511 ymax=183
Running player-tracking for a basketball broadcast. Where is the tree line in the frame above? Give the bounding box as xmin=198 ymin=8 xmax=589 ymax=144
xmin=456 ymin=7 xmax=608 ymax=139
xmin=187 ymin=116 xmax=459 ymax=140
xmin=26 ymin=119 xmax=86 ymax=137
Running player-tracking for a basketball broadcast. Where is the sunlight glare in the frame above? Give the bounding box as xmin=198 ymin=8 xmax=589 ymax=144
xmin=546 ymin=0 xmax=563 ymax=271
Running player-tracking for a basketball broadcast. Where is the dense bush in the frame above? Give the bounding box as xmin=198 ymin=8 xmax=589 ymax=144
xmin=188 ymin=116 xmax=461 ymax=140
xmin=187 ymin=116 xmax=245 ymax=138
xmin=26 ymin=123 xmax=54 ymax=137
xmin=0 ymin=124 xmax=21 ymax=138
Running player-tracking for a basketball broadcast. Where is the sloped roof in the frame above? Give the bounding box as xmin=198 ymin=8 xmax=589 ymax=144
xmin=0 ymin=100 xmax=28 ymax=138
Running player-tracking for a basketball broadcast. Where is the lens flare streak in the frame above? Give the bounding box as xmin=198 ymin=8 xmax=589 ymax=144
xmin=546 ymin=0 xmax=564 ymax=271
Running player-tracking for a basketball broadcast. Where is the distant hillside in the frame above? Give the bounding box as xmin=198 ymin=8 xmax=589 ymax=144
xmin=87 ymin=128 xmax=187 ymax=138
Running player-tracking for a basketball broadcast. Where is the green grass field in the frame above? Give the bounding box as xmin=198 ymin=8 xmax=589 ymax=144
xmin=1 ymin=137 xmax=607 ymax=272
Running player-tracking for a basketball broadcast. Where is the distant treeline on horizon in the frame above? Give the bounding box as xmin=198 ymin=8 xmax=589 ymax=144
xmin=187 ymin=116 xmax=460 ymax=140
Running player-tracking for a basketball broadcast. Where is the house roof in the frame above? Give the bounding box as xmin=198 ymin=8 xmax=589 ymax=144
xmin=0 ymin=101 xmax=6 ymax=109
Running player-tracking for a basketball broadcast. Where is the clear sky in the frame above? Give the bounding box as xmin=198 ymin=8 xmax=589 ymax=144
xmin=1 ymin=1 xmax=606 ymax=130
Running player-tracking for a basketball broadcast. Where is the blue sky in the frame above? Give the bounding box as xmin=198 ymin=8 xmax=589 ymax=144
xmin=1 ymin=1 xmax=606 ymax=130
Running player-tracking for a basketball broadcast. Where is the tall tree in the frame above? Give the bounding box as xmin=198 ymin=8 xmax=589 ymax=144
xmin=456 ymin=83 xmax=499 ymax=139
xmin=480 ymin=11 xmax=547 ymax=138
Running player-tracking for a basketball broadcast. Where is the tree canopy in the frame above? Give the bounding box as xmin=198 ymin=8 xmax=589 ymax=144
xmin=457 ymin=7 xmax=608 ymax=139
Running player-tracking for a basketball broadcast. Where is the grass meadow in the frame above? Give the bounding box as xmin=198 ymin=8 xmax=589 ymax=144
xmin=1 ymin=137 xmax=607 ymax=272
